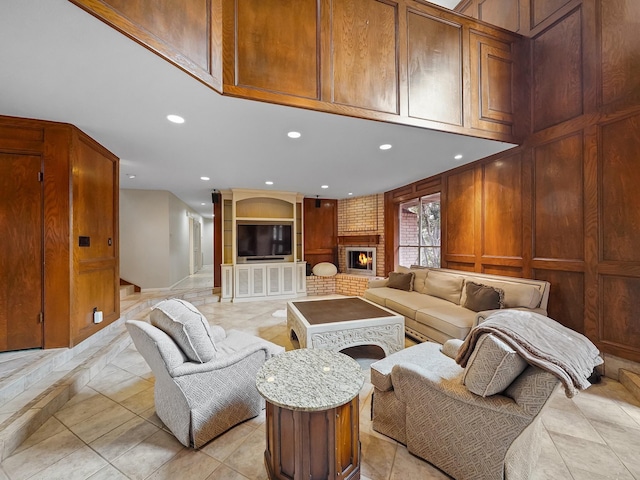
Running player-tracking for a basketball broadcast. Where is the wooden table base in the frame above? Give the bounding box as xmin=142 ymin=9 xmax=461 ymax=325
xmin=264 ymin=397 xmax=360 ymax=480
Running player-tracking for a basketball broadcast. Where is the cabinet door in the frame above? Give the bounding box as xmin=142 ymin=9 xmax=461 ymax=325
xmin=235 ymin=265 xmax=251 ymax=297
xmin=267 ymin=265 xmax=282 ymax=296
xmin=221 ymin=265 xmax=233 ymax=299
xmin=296 ymin=262 xmax=307 ymax=293
xmin=251 ymin=265 xmax=266 ymax=296
xmin=282 ymin=264 xmax=296 ymax=295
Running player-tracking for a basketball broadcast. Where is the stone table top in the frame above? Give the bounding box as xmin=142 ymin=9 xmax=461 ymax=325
xmin=256 ymin=348 xmax=365 ymax=412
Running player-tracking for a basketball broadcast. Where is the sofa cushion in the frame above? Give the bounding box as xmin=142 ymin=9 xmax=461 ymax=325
xmin=410 ymin=267 xmax=429 ymax=293
xmin=388 ymin=271 xmax=414 ymax=291
xmin=463 ymin=282 xmax=505 ymax=312
xmin=461 ymin=278 xmax=543 ymax=309
xmin=363 ymin=287 xmax=400 ymax=307
xmin=462 ymin=333 xmax=528 ymax=397
xmin=424 ymin=270 xmax=464 ymax=304
xmin=150 ymin=299 xmax=217 ymax=363
xmin=415 ymin=304 xmax=477 ymax=340
xmin=386 ymin=293 xmax=452 ymax=320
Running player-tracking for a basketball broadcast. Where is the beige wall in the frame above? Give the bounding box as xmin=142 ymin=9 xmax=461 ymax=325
xmin=120 ymin=189 xmax=203 ymax=289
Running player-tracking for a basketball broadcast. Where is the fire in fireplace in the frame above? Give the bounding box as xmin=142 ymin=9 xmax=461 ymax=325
xmin=345 ymin=247 xmax=376 ymax=276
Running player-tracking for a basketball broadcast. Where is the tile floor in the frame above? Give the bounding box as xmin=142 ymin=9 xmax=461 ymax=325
xmin=1 ymin=278 xmax=640 ymax=479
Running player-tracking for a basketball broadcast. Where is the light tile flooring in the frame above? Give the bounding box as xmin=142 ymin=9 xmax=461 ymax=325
xmin=2 ymin=286 xmax=640 ymax=479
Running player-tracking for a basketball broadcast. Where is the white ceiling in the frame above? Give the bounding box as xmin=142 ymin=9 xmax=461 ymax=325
xmin=0 ymin=0 xmax=513 ymax=219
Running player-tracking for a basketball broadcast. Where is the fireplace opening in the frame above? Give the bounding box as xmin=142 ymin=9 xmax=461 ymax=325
xmin=345 ymin=247 xmax=376 ymax=276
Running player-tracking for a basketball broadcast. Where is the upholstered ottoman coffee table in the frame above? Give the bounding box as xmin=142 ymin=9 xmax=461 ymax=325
xmin=287 ymin=296 xmax=404 ymax=356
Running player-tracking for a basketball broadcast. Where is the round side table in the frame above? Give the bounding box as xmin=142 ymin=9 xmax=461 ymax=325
xmin=256 ymin=348 xmax=365 ymax=480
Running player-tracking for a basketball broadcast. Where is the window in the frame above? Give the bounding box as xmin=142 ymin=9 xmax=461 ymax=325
xmin=398 ymin=193 xmax=441 ymax=268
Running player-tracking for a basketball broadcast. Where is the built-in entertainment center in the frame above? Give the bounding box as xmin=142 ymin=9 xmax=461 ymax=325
xmin=220 ymin=189 xmax=306 ymax=301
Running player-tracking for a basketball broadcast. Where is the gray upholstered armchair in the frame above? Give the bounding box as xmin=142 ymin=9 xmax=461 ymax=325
xmin=126 ymin=299 xmax=284 ymax=448
xmin=371 ymin=338 xmax=560 ymax=480
xmin=371 ymin=310 xmax=603 ymax=479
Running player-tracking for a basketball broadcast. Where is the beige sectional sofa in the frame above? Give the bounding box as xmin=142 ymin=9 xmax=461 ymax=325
xmin=364 ymin=267 xmax=550 ymax=344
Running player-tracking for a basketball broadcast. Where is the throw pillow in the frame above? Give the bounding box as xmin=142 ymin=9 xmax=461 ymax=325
xmin=150 ymin=299 xmax=217 ymax=363
xmin=462 ymin=333 xmax=528 ymax=397
xmin=387 ymin=271 xmax=414 ymax=291
xmin=463 ymin=281 xmax=505 ymax=312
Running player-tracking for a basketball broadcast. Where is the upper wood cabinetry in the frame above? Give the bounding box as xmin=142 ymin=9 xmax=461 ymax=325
xmin=0 ymin=115 xmax=119 ymax=350
xmin=69 ymin=0 xmax=525 ymax=143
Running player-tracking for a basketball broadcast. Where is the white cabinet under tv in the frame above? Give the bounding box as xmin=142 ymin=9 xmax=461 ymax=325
xmin=219 ymin=188 xmax=306 ymax=302
xmin=231 ymin=262 xmax=305 ymax=302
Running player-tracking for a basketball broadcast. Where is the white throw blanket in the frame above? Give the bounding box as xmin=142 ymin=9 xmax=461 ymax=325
xmin=456 ymin=311 xmax=603 ymax=397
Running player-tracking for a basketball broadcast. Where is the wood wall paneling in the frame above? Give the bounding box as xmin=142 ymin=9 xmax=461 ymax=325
xmin=43 ymin=126 xmax=72 ymax=348
xmin=103 ymin=0 xmax=210 ymax=70
xmin=0 ymin=117 xmax=119 ymax=350
xmin=600 ymin=113 xmax=640 ymax=263
xmin=600 ymin=275 xmax=640 ymax=356
xmin=0 ymin=124 xmax=44 ymax=151
xmin=235 ymin=0 xmax=318 ymax=99
xmin=479 ymin=0 xmax=520 ymax=33
xmin=456 ymin=0 xmax=475 ymax=18
xmin=74 ymin=268 xmax=117 ymax=344
xmin=599 ymin=0 xmax=640 ymax=107
xmin=0 ymin=153 xmax=43 ymax=351
xmin=74 ymin=139 xmax=115 ymax=261
xmin=445 ymin=169 xmax=476 ymax=256
xmin=69 ymin=0 xmax=221 ymax=90
xmin=303 ymin=198 xmax=338 ymax=268
xmin=532 ymin=8 xmax=583 ymax=131
xmin=445 ymin=261 xmax=476 ymax=272
xmin=533 ymin=133 xmax=584 ymax=261
xmin=481 ymin=265 xmax=523 ymax=277
xmin=470 ymin=32 xmax=514 ymax=134
xmin=406 ymin=10 xmax=462 ymax=125
xmin=482 ymin=154 xmax=523 ymax=258
xmin=531 ymin=0 xmax=572 ymax=30
xmin=330 ymin=0 xmax=399 ymax=113
xmin=534 ymin=269 xmax=585 ymax=333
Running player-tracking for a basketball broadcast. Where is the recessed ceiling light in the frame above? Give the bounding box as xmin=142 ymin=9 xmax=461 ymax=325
xmin=379 ymin=144 xmax=392 ymax=150
xmin=287 ymin=131 xmax=301 ymax=139
xmin=454 ymin=154 xmax=463 ymax=160
xmin=201 ymin=203 xmax=206 ymax=206
xmin=167 ymin=114 xmax=185 ymax=124
xmin=265 ymin=181 xmax=274 ymax=185
xmin=321 ymin=185 xmax=329 ymax=189
xmin=348 ymin=192 xmax=353 ymax=196
xmin=200 ymin=176 xmax=210 ymax=181
xmin=127 ymin=174 xmax=136 ymax=179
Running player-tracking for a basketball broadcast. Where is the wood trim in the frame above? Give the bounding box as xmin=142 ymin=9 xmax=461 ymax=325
xmin=337 ymin=235 xmax=380 ymax=245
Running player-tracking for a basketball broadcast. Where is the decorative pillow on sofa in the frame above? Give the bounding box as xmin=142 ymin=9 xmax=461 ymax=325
xmin=387 ymin=271 xmax=414 ymax=291
xmin=150 ymin=299 xmax=217 ymax=363
xmin=463 ymin=282 xmax=505 ymax=312
xmin=462 ymin=333 xmax=528 ymax=397
xmin=424 ymin=270 xmax=464 ymax=304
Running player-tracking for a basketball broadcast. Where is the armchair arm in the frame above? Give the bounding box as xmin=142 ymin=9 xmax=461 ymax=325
xmin=391 ymin=362 xmax=531 ymax=420
xmin=169 ymin=343 xmax=270 ymax=377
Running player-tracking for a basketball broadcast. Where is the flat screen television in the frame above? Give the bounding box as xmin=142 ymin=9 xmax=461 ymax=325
xmin=237 ymin=223 xmax=293 ymax=261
